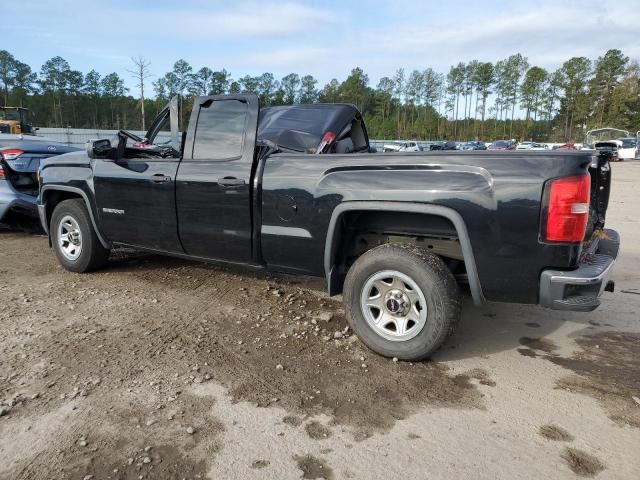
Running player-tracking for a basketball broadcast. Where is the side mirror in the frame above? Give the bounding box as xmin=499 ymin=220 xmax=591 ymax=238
xmin=86 ymin=139 xmax=112 ymax=159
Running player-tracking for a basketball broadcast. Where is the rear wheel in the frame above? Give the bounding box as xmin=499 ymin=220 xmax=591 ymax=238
xmin=51 ymin=199 xmax=109 ymax=272
xmin=344 ymin=243 xmax=460 ymax=361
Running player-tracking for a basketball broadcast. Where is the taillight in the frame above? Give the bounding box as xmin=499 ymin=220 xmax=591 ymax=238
xmin=543 ymin=175 xmax=591 ymax=243
xmin=0 ymin=164 xmax=4 ymax=179
xmin=1 ymin=148 xmax=24 ymax=160
xmin=316 ymin=132 xmax=336 ymax=154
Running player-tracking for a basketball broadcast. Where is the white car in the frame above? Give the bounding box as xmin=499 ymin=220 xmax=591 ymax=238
xmin=617 ymin=137 xmax=637 ymax=160
xmin=516 ymin=142 xmax=549 ymax=150
xmin=382 ymin=141 xmax=421 ymax=152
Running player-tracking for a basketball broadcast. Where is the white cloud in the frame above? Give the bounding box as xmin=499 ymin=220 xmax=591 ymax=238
xmin=136 ymin=2 xmax=339 ymax=39
xmin=186 ymin=0 xmax=640 ymax=83
xmin=3 ymin=0 xmax=640 ymax=89
xmin=356 ymin=1 xmax=640 ymax=74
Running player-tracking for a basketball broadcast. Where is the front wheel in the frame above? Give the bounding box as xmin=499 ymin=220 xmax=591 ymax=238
xmin=51 ymin=199 xmax=110 ymax=272
xmin=343 ymin=243 xmax=461 ymax=361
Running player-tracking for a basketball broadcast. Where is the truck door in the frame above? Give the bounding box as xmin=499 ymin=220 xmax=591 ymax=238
xmin=94 ymin=100 xmax=183 ymax=252
xmin=176 ymin=94 xmax=259 ymax=262
xmin=94 ymin=156 xmax=181 ymax=252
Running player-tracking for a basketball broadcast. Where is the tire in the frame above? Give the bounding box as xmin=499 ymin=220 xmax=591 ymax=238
xmin=51 ymin=199 xmax=110 ymax=273
xmin=343 ymin=243 xmax=460 ymax=361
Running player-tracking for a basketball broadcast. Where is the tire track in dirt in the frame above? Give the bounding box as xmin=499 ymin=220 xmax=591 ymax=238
xmin=1 ymin=232 xmax=485 ymax=478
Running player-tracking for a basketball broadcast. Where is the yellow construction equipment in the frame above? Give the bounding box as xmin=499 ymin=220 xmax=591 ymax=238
xmin=0 ymin=107 xmax=34 ymax=134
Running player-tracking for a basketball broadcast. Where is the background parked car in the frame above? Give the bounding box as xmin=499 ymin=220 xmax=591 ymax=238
xmin=459 ymin=141 xmax=487 ymax=150
xmin=594 ymin=140 xmax=621 ymax=161
xmin=617 ymin=137 xmax=637 ymax=160
xmin=0 ymin=134 xmax=79 ymax=223
xmin=516 ymin=141 xmax=549 ymax=150
xmin=382 ymin=141 xmax=420 ymax=152
xmin=487 ymin=140 xmax=516 ymax=150
xmin=429 ymin=140 xmax=457 ymax=150
xmin=553 ymin=143 xmax=578 ymax=150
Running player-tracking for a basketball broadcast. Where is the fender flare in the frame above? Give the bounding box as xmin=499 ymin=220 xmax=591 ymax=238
xmin=324 ymin=201 xmax=485 ymax=305
xmin=40 ymin=185 xmax=111 ymax=249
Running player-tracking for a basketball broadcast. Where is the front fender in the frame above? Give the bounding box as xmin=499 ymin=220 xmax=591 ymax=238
xmin=40 ymin=184 xmax=110 ymax=249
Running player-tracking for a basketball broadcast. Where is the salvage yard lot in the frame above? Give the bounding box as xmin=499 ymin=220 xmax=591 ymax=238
xmin=1 ymin=164 xmax=640 ymax=480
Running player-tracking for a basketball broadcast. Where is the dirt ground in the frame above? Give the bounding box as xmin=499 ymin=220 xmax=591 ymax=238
xmin=1 ymin=163 xmax=640 ymax=480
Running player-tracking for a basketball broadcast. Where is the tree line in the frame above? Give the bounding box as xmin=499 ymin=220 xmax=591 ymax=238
xmin=1 ymin=49 xmax=638 ymax=141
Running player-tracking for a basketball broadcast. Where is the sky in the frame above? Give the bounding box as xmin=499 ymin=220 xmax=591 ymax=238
xmin=3 ymin=0 xmax=640 ymax=93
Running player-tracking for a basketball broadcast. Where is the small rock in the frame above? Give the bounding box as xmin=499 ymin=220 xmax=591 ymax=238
xmin=145 ymin=419 xmax=156 ymax=426
xmin=317 ymin=312 xmax=333 ymax=322
xmin=79 ymin=440 xmax=88 ymax=447
xmin=392 ymin=357 xmax=398 ymax=363
xmin=0 ymin=407 xmax=9 ymax=417
xmin=186 ymin=426 xmax=196 ymax=434
xmin=144 ymin=446 xmax=152 ymax=452
xmin=143 ymin=456 xmax=152 ymax=464
xmin=632 ymin=396 xmax=640 ymax=405
xmin=83 ymin=475 xmax=94 ymax=480
xmin=275 ymin=364 xmax=284 ymax=370
xmin=361 ymin=364 xmax=367 ymax=368
xmin=333 ymin=331 xmax=343 ymax=339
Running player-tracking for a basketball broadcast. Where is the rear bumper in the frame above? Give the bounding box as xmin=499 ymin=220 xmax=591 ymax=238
xmin=0 ymin=180 xmax=38 ymax=222
xmin=539 ymin=229 xmax=620 ymax=312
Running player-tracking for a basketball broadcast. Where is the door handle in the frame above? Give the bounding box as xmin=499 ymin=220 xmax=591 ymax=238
xmin=218 ymin=177 xmax=246 ymax=187
xmin=152 ymin=174 xmax=172 ymax=183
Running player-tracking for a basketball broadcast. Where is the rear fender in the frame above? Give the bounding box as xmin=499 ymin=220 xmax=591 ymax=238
xmin=324 ymin=201 xmax=485 ymax=304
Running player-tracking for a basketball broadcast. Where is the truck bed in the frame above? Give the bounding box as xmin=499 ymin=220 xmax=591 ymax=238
xmin=259 ymin=150 xmax=604 ymax=304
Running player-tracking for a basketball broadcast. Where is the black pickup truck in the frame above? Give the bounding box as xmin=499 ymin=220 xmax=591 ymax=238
xmin=37 ymin=94 xmax=619 ymax=360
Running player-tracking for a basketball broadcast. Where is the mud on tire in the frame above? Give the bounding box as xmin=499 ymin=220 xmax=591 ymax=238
xmin=343 ymin=243 xmax=461 ymax=361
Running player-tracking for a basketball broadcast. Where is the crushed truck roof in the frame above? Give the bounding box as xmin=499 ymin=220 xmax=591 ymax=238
xmin=257 ymin=103 xmax=361 ymax=152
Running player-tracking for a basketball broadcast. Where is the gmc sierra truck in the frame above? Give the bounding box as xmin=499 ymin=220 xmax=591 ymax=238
xmin=37 ymin=94 xmax=619 ymax=361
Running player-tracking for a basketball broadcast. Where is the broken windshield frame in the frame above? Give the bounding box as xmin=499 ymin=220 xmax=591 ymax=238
xmin=116 ymin=97 xmax=181 ymax=158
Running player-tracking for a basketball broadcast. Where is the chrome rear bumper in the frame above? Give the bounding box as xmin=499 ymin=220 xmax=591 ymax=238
xmin=539 ymin=229 xmax=620 ymax=312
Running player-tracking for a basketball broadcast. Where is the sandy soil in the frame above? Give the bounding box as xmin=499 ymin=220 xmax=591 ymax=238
xmin=1 ymin=163 xmax=639 ymax=480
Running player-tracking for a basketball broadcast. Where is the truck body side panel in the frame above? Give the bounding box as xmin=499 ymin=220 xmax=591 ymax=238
xmin=260 ymin=151 xmax=592 ymax=304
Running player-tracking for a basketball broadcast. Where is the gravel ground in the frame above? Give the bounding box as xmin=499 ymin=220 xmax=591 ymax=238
xmin=1 ymin=163 xmax=639 ymax=480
